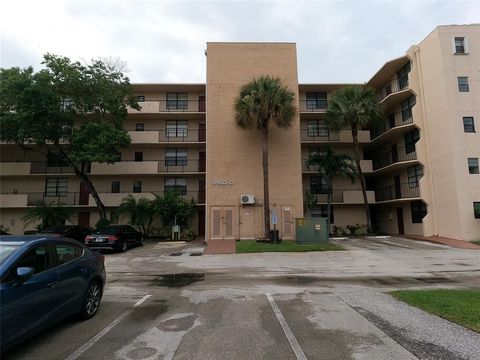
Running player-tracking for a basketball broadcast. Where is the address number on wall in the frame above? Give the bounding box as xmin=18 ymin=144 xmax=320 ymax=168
xmin=210 ymin=179 xmax=234 ymax=185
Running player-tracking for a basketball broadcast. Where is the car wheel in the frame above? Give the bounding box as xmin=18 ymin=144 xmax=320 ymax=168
xmin=80 ymin=281 xmax=102 ymax=320
xmin=120 ymin=240 xmax=128 ymax=252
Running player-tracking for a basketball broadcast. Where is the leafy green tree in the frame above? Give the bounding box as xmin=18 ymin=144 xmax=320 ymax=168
xmin=326 ymin=86 xmax=383 ymax=230
xmin=22 ymin=201 xmax=73 ymax=230
xmin=116 ymin=195 xmax=154 ymax=237
xmin=306 ymin=148 xmax=357 ymax=231
xmin=0 ymin=54 xmax=139 ymax=220
xmin=234 ymin=75 xmax=296 ymax=238
xmin=152 ymin=192 xmax=195 ymax=228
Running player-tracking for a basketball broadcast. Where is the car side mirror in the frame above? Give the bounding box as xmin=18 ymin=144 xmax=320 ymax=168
xmin=16 ymin=267 xmax=35 ymax=284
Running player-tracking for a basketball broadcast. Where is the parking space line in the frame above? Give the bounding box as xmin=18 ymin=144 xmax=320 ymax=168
xmin=265 ymin=293 xmax=308 ymax=360
xmin=64 ymin=294 xmax=151 ymax=360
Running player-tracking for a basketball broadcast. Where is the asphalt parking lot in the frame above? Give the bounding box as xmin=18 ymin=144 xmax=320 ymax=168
xmin=4 ymin=237 xmax=480 ymax=360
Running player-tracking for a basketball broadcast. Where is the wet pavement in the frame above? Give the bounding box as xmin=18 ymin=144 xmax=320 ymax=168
xmin=4 ymin=237 xmax=480 ymax=360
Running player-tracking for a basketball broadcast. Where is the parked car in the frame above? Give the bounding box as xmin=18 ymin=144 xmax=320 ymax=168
xmin=0 ymin=235 xmax=106 ymax=351
xmin=37 ymin=225 xmax=94 ymax=242
xmin=85 ymin=225 xmax=143 ymax=252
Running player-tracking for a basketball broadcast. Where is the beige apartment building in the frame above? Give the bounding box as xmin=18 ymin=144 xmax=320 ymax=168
xmin=1 ymin=24 xmax=479 ymax=241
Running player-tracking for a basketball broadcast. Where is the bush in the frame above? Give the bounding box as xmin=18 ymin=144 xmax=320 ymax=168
xmin=158 ymin=226 xmax=172 ymax=239
xmin=332 ymin=224 xmax=368 ymax=236
xmin=180 ymin=228 xmax=197 ymax=241
xmin=95 ymin=218 xmax=111 ymax=230
xmin=352 ymin=224 xmax=368 ymax=236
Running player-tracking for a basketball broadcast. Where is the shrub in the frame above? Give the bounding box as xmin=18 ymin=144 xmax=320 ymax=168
xmin=180 ymin=228 xmax=197 ymax=241
xmin=95 ymin=218 xmax=111 ymax=230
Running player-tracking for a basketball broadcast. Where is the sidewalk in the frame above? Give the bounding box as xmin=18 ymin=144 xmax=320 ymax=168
xmin=405 ymin=235 xmax=480 ymax=250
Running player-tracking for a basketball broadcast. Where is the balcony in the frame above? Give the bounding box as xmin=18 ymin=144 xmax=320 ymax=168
xmin=375 ymin=183 xmax=420 ymax=202
xmin=300 ymin=129 xmax=370 ymax=143
xmin=299 ymin=99 xmax=329 ymax=112
xmin=304 ymin=189 xmax=375 ymax=204
xmin=371 ymin=112 xmax=415 ymax=141
xmin=127 ymin=99 xmax=206 ymax=114
xmin=91 ymin=159 xmax=205 ymax=175
xmin=372 ymin=146 xmax=417 ymax=172
xmin=377 ymin=79 xmax=413 ymax=109
xmin=128 ymin=128 xmax=206 ymax=144
xmin=0 ymin=161 xmax=78 ymax=175
xmin=0 ymin=162 xmax=31 ymax=176
xmin=158 ymin=159 xmax=205 ymax=173
xmin=22 ymin=190 xmax=205 ymax=206
xmin=302 ymin=159 xmax=373 ymax=174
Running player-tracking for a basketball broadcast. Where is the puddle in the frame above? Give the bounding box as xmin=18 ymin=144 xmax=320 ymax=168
xmin=169 ymin=252 xmax=183 ymax=256
xmin=414 ymin=277 xmax=456 ymax=284
xmin=189 ymin=252 xmax=203 ymax=256
xmin=155 ymin=273 xmax=206 ymax=287
xmin=128 ymin=300 xmax=169 ymax=322
xmin=279 ymin=276 xmax=457 ymax=287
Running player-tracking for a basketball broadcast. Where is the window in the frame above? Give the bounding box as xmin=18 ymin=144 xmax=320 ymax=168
xmin=407 ymin=165 xmax=423 ymax=187
xmin=137 ymin=95 xmax=145 ymax=102
xmin=134 ymin=152 xmax=143 ymax=162
xmin=165 ymin=148 xmax=187 ymax=166
xmin=309 ymin=147 xmax=328 ymax=158
xmin=45 ymin=178 xmax=68 ymax=197
xmin=458 ymin=77 xmax=469 ymax=92
xmin=311 ymin=205 xmax=334 ymax=223
xmin=165 ymin=177 xmax=187 ymax=195
xmin=401 ymin=95 xmax=416 ymax=121
xmin=15 ymin=246 xmax=51 ymax=276
xmin=166 ymin=92 xmax=188 ymax=110
xmin=307 ymin=120 xmax=329 ymax=138
xmin=468 ymin=158 xmax=479 ymax=174
xmin=454 ymin=37 xmax=467 ymax=54
xmin=136 ymin=123 xmax=144 ymax=131
xmin=111 ymin=181 xmax=120 ymax=193
xmin=166 ymin=120 xmax=188 ymax=138
xmin=55 ymin=243 xmax=83 ymax=265
xmin=404 ymin=129 xmax=420 ymax=154
xmin=133 ymin=181 xmax=142 ymax=193
xmin=310 ymin=176 xmax=329 ymax=194
xmin=397 ymin=61 xmax=411 ymax=90
xmin=474 ymin=202 xmax=480 ymax=219
xmin=306 ymin=92 xmax=327 ymax=110
xmin=411 ymin=201 xmax=427 ymax=223
xmin=463 ymin=117 xmax=475 ymax=133
xmin=47 ymin=152 xmax=69 ymax=167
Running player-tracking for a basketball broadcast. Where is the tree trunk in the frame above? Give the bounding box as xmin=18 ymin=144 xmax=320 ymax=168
xmin=262 ymin=129 xmax=271 ymax=239
xmin=327 ymin=177 xmax=332 ymax=235
xmin=351 ymin=123 xmax=371 ymax=231
xmin=57 ymin=145 xmax=107 ymax=220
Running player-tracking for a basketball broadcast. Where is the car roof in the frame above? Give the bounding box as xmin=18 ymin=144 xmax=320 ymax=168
xmin=0 ymin=235 xmax=80 ymax=243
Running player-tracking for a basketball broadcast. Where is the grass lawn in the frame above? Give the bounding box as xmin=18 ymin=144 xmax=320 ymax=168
xmin=390 ymin=289 xmax=480 ymax=333
xmin=236 ymin=240 xmax=343 ymax=253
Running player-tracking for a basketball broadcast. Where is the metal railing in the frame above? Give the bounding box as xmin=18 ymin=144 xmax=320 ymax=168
xmin=377 ymin=78 xmax=410 ymax=102
xmin=299 ymin=99 xmax=329 ymax=112
xmin=300 ymin=128 xmax=340 ymax=142
xmin=158 ymin=158 xmax=205 ymax=173
xmin=372 ymin=146 xmax=417 ymax=170
xmin=23 ymin=190 xmax=205 ymax=206
xmin=371 ymin=112 xmax=414 ymax=139
xmin=304 ymin=190 xmax=344 ymax=204
xmin=131 ymin=99 xmax=206 ymax=113
xmin=127 ymin=128 xmax=206 ymax=143
xmin=29 ymin=161 xmax=77 ymax=174
xmin=375 ymin=183 xmax=420 ymax=202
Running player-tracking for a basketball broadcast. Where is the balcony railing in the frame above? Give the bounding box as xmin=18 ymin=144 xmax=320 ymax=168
xmin=371 ymin=112 xmax=414 ymax=139
xmin=372 ymin=146 xmax=417 ymax=170
xmin=129 ymin=99 xmax=206 ymax=113
xmin=158 ymin=158 xmax=205 ymax=173
xmin=24 ymin=190 xmax=205 ymax=206
xmin=304 ymin=190 xmax=344 ymax=203
xmin=128 ymin=128 xmax=206 ymax=143
xmin=375 ymin=183 xmax=420 ymax=202
xmin=300 ymin=128 xmax=340 ymax=142
xmin=299 ymin=99 xmax=329 ymax=112
xmin=377 ymin=78 xmax=410 ymax=102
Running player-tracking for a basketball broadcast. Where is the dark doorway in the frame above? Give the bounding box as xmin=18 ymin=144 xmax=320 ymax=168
xmin=198 ymin=96 xmax=206 ymax=112
xmin=198 ymin=180 xmax=206 ymax=204
xmin=79 ymin=182 xmax=89 ymax=205
xmin=394 ymin=176 xmax=401 ymax=199
xmin=198 ymin=123 xmax=206 ymax=142
xmin=396 ymin=207 xmax=404 ymax=235
xmin=199 ymin=152 xmax=206 ymax=172
xmin=198 ymin=207 xmax=205 ymax=236
xmin=391 ymin=144 xmax=398 ymax=163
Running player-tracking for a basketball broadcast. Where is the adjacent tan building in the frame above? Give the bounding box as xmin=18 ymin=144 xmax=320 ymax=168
xmin=1 ymin=24 xmax=479 ymax=241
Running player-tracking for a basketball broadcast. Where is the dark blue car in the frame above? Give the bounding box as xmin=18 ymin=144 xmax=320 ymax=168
xmin=0 ymin=236 xmax=106 ymax=351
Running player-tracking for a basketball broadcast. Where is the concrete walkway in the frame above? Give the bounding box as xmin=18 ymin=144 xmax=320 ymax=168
xmin=405 ymin=235 xmax=480 ymax=250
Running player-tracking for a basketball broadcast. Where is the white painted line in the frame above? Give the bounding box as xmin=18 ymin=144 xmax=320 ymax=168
xmin=64 ymin=294 xmax=151 ymax=360
xmin=265 ymin=293 xmax=308 ymax=360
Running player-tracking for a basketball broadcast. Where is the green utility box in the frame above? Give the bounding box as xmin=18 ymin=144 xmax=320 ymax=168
xmin=295 ymin=218 xmax=329 ymax=243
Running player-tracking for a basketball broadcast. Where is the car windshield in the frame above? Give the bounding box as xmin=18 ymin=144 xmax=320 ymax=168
xmin=95 ymin=226 xmax=120 ymax=235
xmin=0 ymin=244 xmax=21 ymax=265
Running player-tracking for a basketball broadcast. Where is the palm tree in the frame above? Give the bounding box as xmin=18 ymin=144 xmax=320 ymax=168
xmin=326 ymin=86 xmax=383 ymax=231
xmin=22 ymin=201 xmax=73 ymax=230
xmin=116 ymin=195 xmax=153 ymax=237
xmin=306 ymin=148 xmax=357 ymax=232
xmin=235 ymin=75 xmax=296 ymax=239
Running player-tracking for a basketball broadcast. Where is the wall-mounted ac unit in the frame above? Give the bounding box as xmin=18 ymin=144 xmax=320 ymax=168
xmin=240 ymin=195 xmax=255 ymax=205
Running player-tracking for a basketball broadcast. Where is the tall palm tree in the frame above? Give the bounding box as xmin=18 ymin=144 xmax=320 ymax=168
xmin=306 ymin=148 xmax=357 ymax=232
xmin=22 ymin=201 xmax=73 ymax=230
xmin=116 ymin=195 xmax=153 ymax=237
xmin=326 ymin=86 xmax=383 ymax=231
xmin=235 ymin=75 xmax=296 ymax=239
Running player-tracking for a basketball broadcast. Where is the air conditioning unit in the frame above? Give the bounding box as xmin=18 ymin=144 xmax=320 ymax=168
xmin=240 ymin=195 xmax=255 ymax=205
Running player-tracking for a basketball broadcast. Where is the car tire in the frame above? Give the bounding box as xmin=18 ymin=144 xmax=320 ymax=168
xmin=120 ymin=240 xmax=128 ymax=252
xmin=79 ymin=280 xmax=102 ymax=320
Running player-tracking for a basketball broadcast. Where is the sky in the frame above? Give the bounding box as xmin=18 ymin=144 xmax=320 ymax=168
xmin=1 ymin=0 xmax=478 ymax=84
